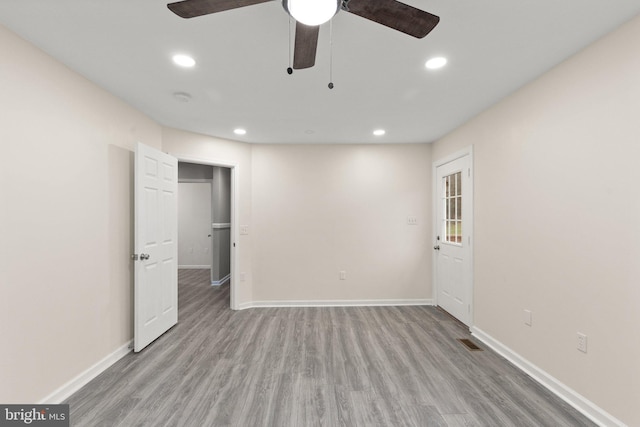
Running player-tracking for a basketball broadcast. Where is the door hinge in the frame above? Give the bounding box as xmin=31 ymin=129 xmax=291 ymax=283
xmin=131 ymin=254 xmax=139 ymax=261
xmin=468 ymin=168 xmax=471 ymax=177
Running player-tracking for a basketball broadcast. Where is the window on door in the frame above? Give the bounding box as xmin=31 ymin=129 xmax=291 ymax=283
xmin=443 ymin=171 xmax=462 ymax=244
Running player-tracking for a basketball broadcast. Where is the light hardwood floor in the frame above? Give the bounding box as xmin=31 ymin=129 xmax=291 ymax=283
xmin=67 ymin=269 xmax=595 ymax=426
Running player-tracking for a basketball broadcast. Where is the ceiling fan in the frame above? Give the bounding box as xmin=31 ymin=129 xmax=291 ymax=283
xmin=167 ymin=0 xmax=440 ymax=70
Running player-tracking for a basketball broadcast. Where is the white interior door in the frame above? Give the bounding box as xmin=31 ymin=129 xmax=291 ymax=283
xmin=435 ymin=152 xmax=473 ymax=326
xmin=134 ymin=142 xmax=178 ymax=352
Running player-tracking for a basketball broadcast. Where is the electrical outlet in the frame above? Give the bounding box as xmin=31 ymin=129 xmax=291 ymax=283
xmin=339 ymin=271 xmax=347 ymax=280
xmin=407 ymin=216 xmax=418 ymax=225
xmin=523 ymin=309 xmax=532 ymax=326
xmin=240 ymin=272 xmax=246 ymax=282
xmin=577 ymin=332 xmax=588 ymax=353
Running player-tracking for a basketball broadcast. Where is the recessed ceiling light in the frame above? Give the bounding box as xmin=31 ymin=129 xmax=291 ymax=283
xmin=234 ymin=128 xmax=247 ymax=135
xmin=172 ymin=54 xmax=196 ymax=68
xmin=373 ymin=129 xmax=386 ymax=136
xmin=425 ymin=56 xmax=447 ymax=70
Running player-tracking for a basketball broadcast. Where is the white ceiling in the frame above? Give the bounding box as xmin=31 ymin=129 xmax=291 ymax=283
xmin=1 ymin=1 xmax=639 ymax=144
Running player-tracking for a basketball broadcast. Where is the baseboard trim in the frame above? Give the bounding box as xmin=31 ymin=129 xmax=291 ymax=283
xmin=237 ymin=301 xmax=253 ymax=310
xmin=239 ymin=299 xmax=434 ymax=309
xmin=178 ymin=265 xmax=211 ymax=270
xmin=38 ymin=340 xmax=133 ymax=404
xmin=211 ymin=274 xmax=230 ymax=287
xmin=470 ymin=327 xmax=626 ymax=427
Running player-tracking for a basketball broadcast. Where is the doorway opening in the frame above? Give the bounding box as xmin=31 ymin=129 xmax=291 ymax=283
xmin=177 ymin=159 xmax=236 ymax=309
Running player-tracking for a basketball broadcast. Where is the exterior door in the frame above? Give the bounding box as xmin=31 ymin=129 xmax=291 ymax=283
xmin=134 ymin=142 xmax=178 ymax=352
xmin=434 ymin=151 xmax=473 ymax=326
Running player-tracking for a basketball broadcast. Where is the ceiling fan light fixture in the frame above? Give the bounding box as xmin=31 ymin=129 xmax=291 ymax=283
xmin=285 ymin=0 xmax=339 ymax=26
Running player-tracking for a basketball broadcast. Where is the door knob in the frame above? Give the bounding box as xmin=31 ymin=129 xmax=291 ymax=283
xmin=433 ymin=245 xmax=440 ymax=251
xmin=140 ymin=253 xmax=150 ymax=260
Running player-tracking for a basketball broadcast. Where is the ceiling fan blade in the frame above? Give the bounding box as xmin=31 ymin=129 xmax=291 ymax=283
xmin=167 ymin=0 xmax=272 ymax=19
xmin=345 ymin=0 xmax=440 ymax=38
xmin=293 ymin=22 xmax=319 ymax=70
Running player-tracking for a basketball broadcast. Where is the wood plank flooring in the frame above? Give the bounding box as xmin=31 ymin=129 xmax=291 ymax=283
xmin=66 ymin=269 xmax=595 ymax=426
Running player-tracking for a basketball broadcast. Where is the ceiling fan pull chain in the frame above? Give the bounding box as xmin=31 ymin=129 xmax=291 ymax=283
xmin=287 ymin=15 xmax=293 ymax=75
xmin=328 ymin=18 xmax=334 ymax=89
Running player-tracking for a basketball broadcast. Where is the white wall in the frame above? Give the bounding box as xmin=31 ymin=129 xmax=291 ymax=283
xmin=178 ymin=182 xmax=212 ymax=269
xmin=161 ymin=138 xmax=434 ymax=305
xmin=251 ymin=144 xmax=432 ymax=303
xmin=432 ymin=14 xmax=640 ymax=426
xmin=0 ymin=24 xmax=162 ymax=402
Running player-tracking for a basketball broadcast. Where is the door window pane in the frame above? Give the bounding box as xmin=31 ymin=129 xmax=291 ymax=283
xmin=442 ymin=172 xmax=462 ymax=244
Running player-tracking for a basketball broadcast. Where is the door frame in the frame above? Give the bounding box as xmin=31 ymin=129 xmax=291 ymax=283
xmin=175 ymin=154 xmax=240 ymax=311
xmin=432 ymin=146 xmax=474 ymax=326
